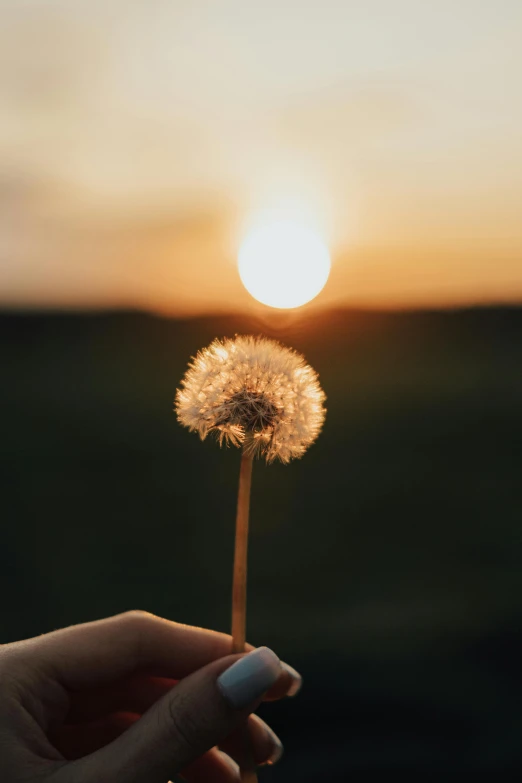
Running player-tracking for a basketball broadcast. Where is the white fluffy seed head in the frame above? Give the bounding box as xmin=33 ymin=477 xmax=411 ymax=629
xmin=175 ymin=335 xmax=326 ymax=463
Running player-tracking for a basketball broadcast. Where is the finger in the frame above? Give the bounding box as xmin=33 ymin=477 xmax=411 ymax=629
xmin=20 ymin=608 xmax=301 ymax=695
xmin=52 ymin=712 xmax=140 ymax=759
xmin=181 ymin=748 xmax=240 ymax=783
xmin=220 ymin=714 xmax=283 ymax=768
xmin=23 ymin=611 xmax=250 ymax=687
xmin=66 ymin=648 xmax=282 ymax=783
xmin=54 ymin=716 xmax=242 ymax=782
xmin=57 ymin=709 xmax=283 ymax=767
xmin=67 ymin=675 xmax=176 ymax=724
xmin=67 ymin=661 xmax=300 ymax=725
xmin=64 ymin=691 xmax=284 ymax=765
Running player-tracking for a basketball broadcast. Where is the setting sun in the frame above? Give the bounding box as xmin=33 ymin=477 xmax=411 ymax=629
xmin=238 ymin=220 xmax=331 ymax=309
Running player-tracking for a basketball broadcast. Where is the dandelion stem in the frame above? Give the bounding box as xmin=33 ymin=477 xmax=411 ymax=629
xmin=232 ymin=449 xmax=253 ymax=653
xmin=231 ymin=449 xmax=258 ymax=783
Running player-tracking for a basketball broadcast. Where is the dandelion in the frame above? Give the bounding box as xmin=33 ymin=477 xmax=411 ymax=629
xmin=175 ymin=335 xmax=326 ymax=463
xmin=175 ymin=335 xmax=326 ymax=782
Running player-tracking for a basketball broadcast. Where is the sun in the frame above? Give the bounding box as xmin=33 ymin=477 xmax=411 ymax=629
xmin=238 ymin=219 xmax=331 ymax=309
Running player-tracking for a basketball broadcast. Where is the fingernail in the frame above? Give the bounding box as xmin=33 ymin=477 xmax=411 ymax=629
xmin=264 ymin=730 xmax=284 ymax=766
xmin=258 ymin=722 xmax=284 ymax=766
xmin=217 ymin=647 xmax=281 ymax=709
xmin=281 ymin=661 xmax=303 ymax=697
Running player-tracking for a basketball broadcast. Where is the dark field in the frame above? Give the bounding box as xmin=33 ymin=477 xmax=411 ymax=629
xmin=1 ymin=307 xmax=521 ymax=781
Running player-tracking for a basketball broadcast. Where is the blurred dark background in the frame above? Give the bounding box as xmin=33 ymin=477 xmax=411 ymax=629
xmin=2 ymin=305 xmax=521 ymax=782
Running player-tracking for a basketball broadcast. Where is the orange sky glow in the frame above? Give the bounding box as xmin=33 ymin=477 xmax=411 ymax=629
xmin=0 ymin=0 xmax=521 ymax=314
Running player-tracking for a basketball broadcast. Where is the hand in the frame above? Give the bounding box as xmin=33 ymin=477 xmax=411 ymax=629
xmin=0 ymin=611 xmax=302 ymax=782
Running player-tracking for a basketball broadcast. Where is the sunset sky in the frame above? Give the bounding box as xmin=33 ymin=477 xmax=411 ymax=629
xmin=1 ymin=0 xmax=521 ymax=314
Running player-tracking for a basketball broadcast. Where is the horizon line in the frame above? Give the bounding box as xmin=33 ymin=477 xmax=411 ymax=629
xmin=1 ymin=300 xmax=521 ymax=321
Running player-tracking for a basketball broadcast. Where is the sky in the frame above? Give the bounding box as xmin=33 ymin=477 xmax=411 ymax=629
xmin=0 ymin=0 xmax=521 ymax=314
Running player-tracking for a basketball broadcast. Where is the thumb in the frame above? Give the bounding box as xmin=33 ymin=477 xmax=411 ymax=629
xmin=73 ymin=647 xmax=282 ymax=783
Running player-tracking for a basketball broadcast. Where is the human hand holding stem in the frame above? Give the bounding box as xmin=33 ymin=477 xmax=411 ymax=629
xmin=0 ymin=612 xmax=302 ymax=783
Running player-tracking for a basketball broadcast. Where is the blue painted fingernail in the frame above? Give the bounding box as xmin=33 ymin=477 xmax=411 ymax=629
xmin=217 ymin=647 xmax=281 ymax=709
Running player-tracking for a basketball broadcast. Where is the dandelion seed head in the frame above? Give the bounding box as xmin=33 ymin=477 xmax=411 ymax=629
xmin=175 ymin=335 xmax=326 ymax=463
